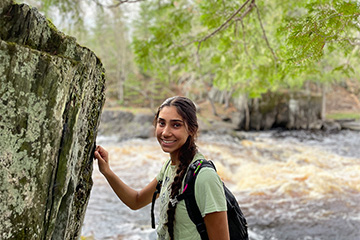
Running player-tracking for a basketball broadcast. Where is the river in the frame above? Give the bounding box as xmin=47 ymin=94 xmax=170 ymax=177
xmin=82 ymin=130 xmax=360 ymax=240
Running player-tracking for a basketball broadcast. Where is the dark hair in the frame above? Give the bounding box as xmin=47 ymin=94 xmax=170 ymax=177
xmin=154 ymin=96 xmax=198 ymax=239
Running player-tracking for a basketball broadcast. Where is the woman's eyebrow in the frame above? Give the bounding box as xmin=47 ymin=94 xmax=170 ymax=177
xmin=158 ymin=117 xmax=184 ymax=123
xmin=170 ymin=119 xmax=184 ymax=123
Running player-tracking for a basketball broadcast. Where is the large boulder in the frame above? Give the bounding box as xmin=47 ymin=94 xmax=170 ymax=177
xmin=233 ymin=91 xmax=323 ymax=130
xmin=0 ymin=1 xmax=106 ymax=239
xmin=98 ymin=110 xmax=155 ymax=140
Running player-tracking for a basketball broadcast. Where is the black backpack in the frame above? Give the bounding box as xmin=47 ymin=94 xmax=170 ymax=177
xmin=151 ymin=159 xmax=248 ymax=240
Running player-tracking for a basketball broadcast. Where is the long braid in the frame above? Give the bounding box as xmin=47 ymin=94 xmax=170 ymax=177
xmin=154 ymin=96 xmax=198 ymax=240
xmin=166 ymin=138 xmax=197 ymax=239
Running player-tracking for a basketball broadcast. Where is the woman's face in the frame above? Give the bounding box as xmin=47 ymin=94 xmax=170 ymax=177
xmin=155 ymin=106 xmax=190 ymax=162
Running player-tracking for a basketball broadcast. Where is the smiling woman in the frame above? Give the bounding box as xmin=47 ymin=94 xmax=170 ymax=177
xmin=94 ymin=96 xmax=231 ymax=240
xmin=155 ymin=110 xmax=189 ymax=161
xmin=154 ymin=99 xmax=191 ymax=165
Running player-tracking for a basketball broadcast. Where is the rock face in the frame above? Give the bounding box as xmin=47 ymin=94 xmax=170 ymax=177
xmin=234 ymin=91 xmax=323 ymax=130
xmin=97 ymin=91 xmax=324 ymax=140
xmin=0 ymin=1 xmax=106 ymax=239
xmin=99 ymin=110 xmax=155 ymax=140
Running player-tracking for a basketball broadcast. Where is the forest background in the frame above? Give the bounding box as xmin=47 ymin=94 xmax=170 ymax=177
xmin=22 ymin=0 xmax=360 ymax=121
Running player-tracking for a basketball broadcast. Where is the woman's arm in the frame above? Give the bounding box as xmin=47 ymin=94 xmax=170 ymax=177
xmin=194 ymin=167 xmax=230 ymax=240
xmin=204 ymin=211 xmax=230 ymax=240
xmin=94 ymin=145 xmax=158 ymax=210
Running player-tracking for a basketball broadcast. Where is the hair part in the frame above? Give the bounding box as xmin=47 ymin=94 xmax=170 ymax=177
xmin=154 ymin=96 xmax=199 ymax=240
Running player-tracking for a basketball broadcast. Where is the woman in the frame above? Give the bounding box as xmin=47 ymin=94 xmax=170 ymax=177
xmin=94 ymin=96 xmax=229 ymax=240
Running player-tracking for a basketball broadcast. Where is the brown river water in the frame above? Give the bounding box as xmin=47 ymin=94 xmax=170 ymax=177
xmin=82 ymin=130 xmax=360 ymax=240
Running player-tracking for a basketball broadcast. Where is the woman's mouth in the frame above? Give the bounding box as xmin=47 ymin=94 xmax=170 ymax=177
xmin=162 ymin=139 xmax=176 ymax=145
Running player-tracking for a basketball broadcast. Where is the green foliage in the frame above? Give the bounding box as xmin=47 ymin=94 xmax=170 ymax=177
xmin=23 ymin=0 xmax=360 ymax=106
xmin=326 ymin=112 xmax=360 ymax=120
xmin=132 ymin=0 xmax=360 ymax=100
xmin=132 ymin=1 xmax=194 ymax=82
xmin=282 ymin=0 xmax=360 ymax=65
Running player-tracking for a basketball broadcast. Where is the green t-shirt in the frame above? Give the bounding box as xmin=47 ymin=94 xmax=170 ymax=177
xmin=155 ymin=152 xmax=227 ymax=240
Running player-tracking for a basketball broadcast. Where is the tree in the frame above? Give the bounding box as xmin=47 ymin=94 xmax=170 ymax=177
xmin=132 ymin=0 xmax=359 ymax=98
xmin=21 ymin=0 xmax=360 ymax=110
xmin=86 ymin=7 xmax=133 ymax=103
xmin=23 ymin=0 xmax=140 ymax=105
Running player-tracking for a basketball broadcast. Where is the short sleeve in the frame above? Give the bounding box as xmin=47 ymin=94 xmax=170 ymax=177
xmin=156 ymin=159 xmax=171 ymax=182
xmin=194 ymin=167 xmax=227 ymax=217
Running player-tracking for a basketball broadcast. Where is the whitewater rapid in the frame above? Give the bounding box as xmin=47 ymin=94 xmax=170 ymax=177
xmin=82 ymin=130 xmax=360 ymax=240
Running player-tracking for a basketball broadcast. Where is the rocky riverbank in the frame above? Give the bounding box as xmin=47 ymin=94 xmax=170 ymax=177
xmin=98 ymin=108 xmax=360 ymax=141
xmin=100 ymin=83 xmax=360 ymax=140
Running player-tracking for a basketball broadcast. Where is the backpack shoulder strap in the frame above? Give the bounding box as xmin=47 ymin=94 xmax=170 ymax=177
xmin=177 ymin=159 xmax=215 ymax=240
xmin=151 ymin=159 xmax=172 ymax=229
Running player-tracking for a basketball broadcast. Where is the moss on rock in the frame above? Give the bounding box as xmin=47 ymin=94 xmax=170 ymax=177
xmin=0 ymin=1 xmax=106 ymax=239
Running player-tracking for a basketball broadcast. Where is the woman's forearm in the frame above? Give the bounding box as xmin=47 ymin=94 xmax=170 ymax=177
xmin=102 ymin=169 xmax=141 ymax=210
xmin=102 ymin=169 xmax=158 ymax=210
xmin=94 ymin=145 xmax=158 ymax=210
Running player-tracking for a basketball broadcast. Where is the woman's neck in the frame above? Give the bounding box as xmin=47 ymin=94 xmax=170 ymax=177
xmin=170 ymin=153 xmax=179 ymax=165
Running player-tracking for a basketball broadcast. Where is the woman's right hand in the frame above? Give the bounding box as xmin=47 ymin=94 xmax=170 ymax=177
xmin=93 ymin=145 xmax=159 ymax=210
xmin=94 ymin=145 xmax=111 ymax=175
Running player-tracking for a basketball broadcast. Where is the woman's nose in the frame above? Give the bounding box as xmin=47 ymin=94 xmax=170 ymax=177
xmin=162 ymin=125 xmax=171 ymax=137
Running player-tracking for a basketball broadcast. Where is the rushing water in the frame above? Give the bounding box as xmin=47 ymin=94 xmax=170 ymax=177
xmin=82 ymin=130 xmax=360 ymax=240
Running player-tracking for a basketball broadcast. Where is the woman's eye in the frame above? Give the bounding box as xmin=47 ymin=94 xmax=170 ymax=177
xmin=174 ymin=123 xmax=181 ymax=128
xmin=158 ymin=121 xmax=165 ymax=127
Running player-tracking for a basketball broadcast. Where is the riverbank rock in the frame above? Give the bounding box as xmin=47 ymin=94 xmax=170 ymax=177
xmin=0 ymin=1 xmax=106 ymax=239
xmin=99 ymin=110 xmax=154 ymax=139
xmin=337 ymin=120 xmax=360 ymax=131
xmin=233 ymin=91 xmax=323 ymax=130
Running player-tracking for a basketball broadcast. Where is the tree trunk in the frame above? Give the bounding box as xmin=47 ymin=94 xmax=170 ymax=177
xmin=244 ymin=96 xmax=250 ymax=131
xmin=208 ymin=86 xmax=218 ymax=116
xmin=223 ymin=90 xmax=232 ymax=109
xmin=321 ymin=83 xmax=327 ymax=121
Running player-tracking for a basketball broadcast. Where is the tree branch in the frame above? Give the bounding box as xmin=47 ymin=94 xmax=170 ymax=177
xmin=196 ymin=0 xmax=255 ymax=45
xmin=93 ymin=0 xmax=146 ymax=8
xmin=330 ymin=37 xmax=360 ymax=46
xmin=233 ymin=1 xmax=255 ymax=22
xmin=171 ymin=0 xmax=255 ymax=56
xmin=254 ymin=3 xmax=278 ymax=63
xmin=196 ymin=42 xmax=202 ymax=68
xmin=240 ymin=19 xmax=255 ymax=63
xmin=185 ymin=0 xmax=255 ymax=70
xmin=345 ymin=38 xmax=360 ymax=46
